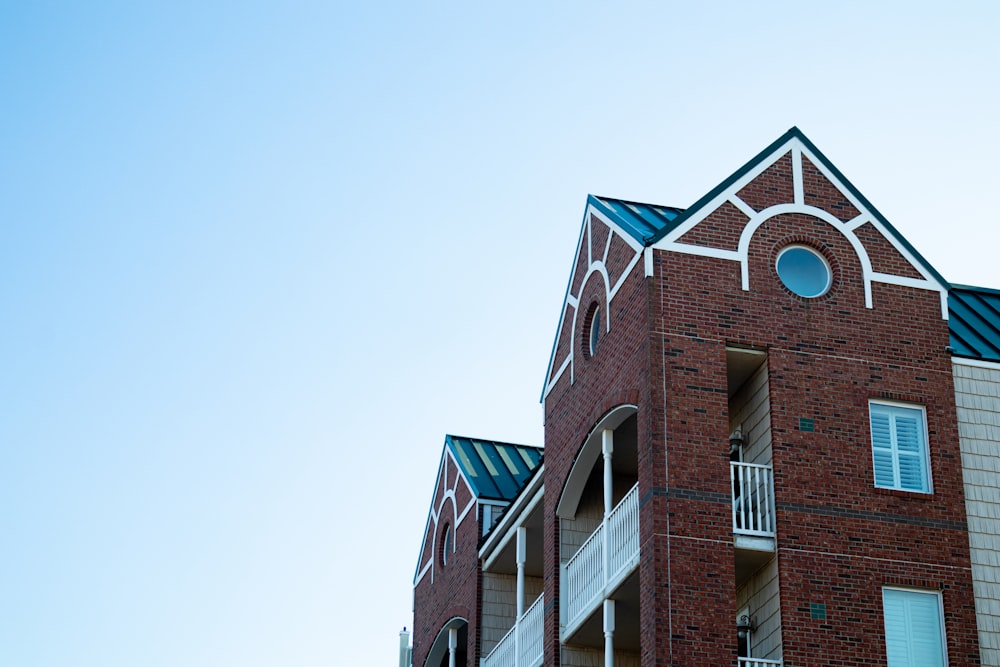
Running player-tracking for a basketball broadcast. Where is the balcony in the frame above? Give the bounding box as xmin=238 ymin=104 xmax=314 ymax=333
xmin=732 ymin=461 xmax=775 ymax=582
xmin=481 ymin=593 xmax=544 ymax=667
xmin=562 ymin=482 xmax=639 ymax=637
xmin=739 ymin=659 xmax=781 ymax=667
xmin=732 ymin=462 xmax=775 ymax=538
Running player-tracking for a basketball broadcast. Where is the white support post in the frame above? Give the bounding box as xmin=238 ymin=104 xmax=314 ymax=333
xmin=603 ymin=599 xmax=616 ymax=667
xmin=398 ymin=628 xmax=411 ymax=667
xmin=516 ymin=526 xmax=527 ymax=618
xmin=602 ymin=429 xmax=614 ymax=590
xmin=602 ymin=429 xmax=614 ymax=517
xmin=448 ymin=627 xmax=457 ymax=667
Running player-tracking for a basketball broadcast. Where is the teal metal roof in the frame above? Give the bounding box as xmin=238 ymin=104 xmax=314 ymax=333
xmin=949 ymin=285 xmax=1000 ymax=362
xmin=446 ymin=435 xmax=542 ymax=501
xmin=589 ymin=194 xmax=684 ymax=243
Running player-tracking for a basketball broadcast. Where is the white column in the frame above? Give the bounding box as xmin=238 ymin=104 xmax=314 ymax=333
xmin=602 ymin=429 xmax=614 ymax=517
xmin=602 ymin=429 xmax=614 ymax=589
xmin=448 ymin=627 xmax=457 ymax=667
xmin=603 ymin=599 xmax=615 ymax=667
xmin=516 ymin=525 xmax=527 ymax=618
xmin=398 ymin=628 xmax=411 ymax=667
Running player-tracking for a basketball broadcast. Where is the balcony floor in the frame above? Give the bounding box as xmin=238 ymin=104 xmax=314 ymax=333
xmin=562 ymin=570 xmax=640 ymax=651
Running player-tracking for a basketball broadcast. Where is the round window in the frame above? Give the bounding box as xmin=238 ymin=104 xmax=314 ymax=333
xmin=589 ymin=306 xmax=601 ymax=357
xmin=441 ymin=524 xmax=451 ymax=566
xmin=775 ymin=245 xmax=831 ymax=298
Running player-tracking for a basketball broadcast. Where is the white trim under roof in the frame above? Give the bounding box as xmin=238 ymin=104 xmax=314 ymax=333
xmin=479 ymin=465 xmax=545 ymax=564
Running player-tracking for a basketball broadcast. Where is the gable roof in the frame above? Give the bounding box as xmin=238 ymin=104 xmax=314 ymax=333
xmin=588 ymin=195 xmax=684 ymax=244
xmin=446 ymin=435 xmax=542 ymax=502
xmin=949 ymin=285 xmax=1000 ymax=363
xmin=648 ymin=127 xmax=948 ymax=286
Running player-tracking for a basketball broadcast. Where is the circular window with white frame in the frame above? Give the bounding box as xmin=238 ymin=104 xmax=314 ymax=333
xmin=775 ymin=245 xmax=832 ymax=298
xmin=440 ymin=524 xmax=451 ymax=566
xmin=582 ymin=302 xmax=602 ymax=358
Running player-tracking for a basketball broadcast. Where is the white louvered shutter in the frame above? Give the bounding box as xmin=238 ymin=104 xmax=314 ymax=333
xmin=883 ymin=588 xmax=945 ymax=667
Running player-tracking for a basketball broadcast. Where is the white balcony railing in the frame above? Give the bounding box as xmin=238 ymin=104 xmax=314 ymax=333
xmin=739 ymin=659 xmax=782 ymax=667
xmin=731 ymin=462 xmax=775 ymax=537
xmin=563 ymin=483 xmax=640 ymax=631
xmin=517 ymin=593 xmax=544 ymax=667
xmin=481 ymin=593 xmax=544 ymax=667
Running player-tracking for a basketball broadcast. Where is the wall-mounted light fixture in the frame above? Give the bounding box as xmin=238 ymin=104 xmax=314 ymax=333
xmin=729 ymin=429 xmax=744 ymax=457
xmin=736 ymin=614 xmax=756 ymax=640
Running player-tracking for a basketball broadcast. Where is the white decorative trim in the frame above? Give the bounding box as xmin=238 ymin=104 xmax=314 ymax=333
xmin=663 ymin=243 xmax=741 ymax=263
xmin=644 ymin=247 xmax=653 ymax=277
xmin=413 ymin=444 xmax=480 ymax=587
xmin=542 ymin=205 xmax=646 ymax=401
xmin=480 ymin=475 xmax=545 ymax=568
xmin=869 ymin=272 xmax=944 ymax=291
xmin=792 ymin=144 xmax=804 ymax=205
xmin=556 ymin=404 xmax=638 ymax=520
xmin=648 ymin=136 xmax=947 ymax=316
xmin=656 ymin=141 xmax=795 ymax=245
xmin=844 ymin=213 xmax=871 ymax=231
xmin=456 ymin=495 xmax=476 ymax=526
xmin=730 ymin=194 xmax=757 ymax=220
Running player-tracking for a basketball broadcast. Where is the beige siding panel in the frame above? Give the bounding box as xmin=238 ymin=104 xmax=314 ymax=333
xmin=480 ymin=573 xmax=543 ymax=656
xmin=560 ymin=646 xmax=640 ymax=667
xmin=730 ymin=360 xmax=772 ymax=466
xmin=736 ymin=557 xmax=782 ymax=661
xmin=955 ymin=361 xmax=1000 ymax=666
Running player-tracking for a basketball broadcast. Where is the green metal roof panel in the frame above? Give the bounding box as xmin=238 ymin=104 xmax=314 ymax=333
xmin=949 ymin=286 xmax=1000 ymax=362
xmin=446 ymin=435 xmax=542 ymax=501
xmin=589 ymin=194 xmax=684 ymax=243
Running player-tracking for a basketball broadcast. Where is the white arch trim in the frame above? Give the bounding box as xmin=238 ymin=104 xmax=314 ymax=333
xmin=652 ymin=136 xmax=949 ymax=319
xmin=556 ymin=404 xmax=638 ymax=520
xmin=413 ymin=447 xmax=477 ymax=587
xmin=424 ymin=617 xmax=468 ymax=667
xmin=542 ymin=205 xmax=647 ymax=400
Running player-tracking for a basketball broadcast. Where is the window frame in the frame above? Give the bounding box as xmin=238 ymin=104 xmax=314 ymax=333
xmin=881 ymin=587 xmax=948 ymax=667
xmin=869 ymin=400 xmax=932 ymax=494
xmin=775 ymin=244 xmax=832 ymax=298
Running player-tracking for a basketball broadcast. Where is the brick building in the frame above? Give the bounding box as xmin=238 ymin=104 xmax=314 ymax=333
xmin=408 ymin=128 xmax=1000 ymax=667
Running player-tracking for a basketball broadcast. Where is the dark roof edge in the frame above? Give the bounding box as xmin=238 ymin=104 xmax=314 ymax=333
xmin=645 ymin=127 xmax=950 ymax=289
xmin=540 ymin=197 xmax=594 ymax=403
xmin=792 ymin=129 xmax=949 ymax=288
xmin=950 ymin=283 xmax=1000 ymax=296
xmin=647 ymin=127 xmax=802 ymax=244
xmin=444 ymin=434 xmax=542 ymax=451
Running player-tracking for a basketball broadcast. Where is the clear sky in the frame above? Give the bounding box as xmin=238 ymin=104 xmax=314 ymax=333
xmin=1 ymin=2 xmax=998 ymax=665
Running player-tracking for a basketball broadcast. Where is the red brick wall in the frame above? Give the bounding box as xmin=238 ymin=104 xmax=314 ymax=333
xmin=541 ymin=163 xmax=977 ymax=665
xmin=412 ymin=464 xmax=481 ymax=667
xmin=543 ymin=241 xmax=652 ymax=665
xmin=642 ymin=203 xmax=977 ymax=665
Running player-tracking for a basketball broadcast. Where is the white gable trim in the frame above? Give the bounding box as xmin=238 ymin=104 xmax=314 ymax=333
xmin=656 ymin=139 xmax=795 ymax=245
xmin=792 ymin=144 xmax=804 ymax=205
xmin=413 ymin=444 xmax=480 ymax=587
xmin=649 ymin=136 xmax=949 ymax=319
xmin=542 ymin=204 xmax=646 ymax=400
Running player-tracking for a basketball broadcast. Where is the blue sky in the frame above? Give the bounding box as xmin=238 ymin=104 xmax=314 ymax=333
xmin=2 ymin=2 xmax=998 ymax=665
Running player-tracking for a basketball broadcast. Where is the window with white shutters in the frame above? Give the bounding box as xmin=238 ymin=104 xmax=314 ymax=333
xmin=882 ymin=588 xmax=947 ymax=667
xmin=869 ymin=402 xmax=930 ymax=493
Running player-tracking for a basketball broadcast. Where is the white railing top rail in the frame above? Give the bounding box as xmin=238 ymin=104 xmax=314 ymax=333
xmin=731 ymin=461 xmax=775 ymax=538
xmin=733 ymin=461 xmax=772 ymax=471
xmin=517 ymin=594 xmax=544 ymax=667
xmin=738 ymin=659 xmax=782 ymax=667
xmin=563 ymin=482 xmax=640 ymax=636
